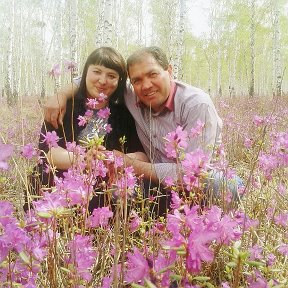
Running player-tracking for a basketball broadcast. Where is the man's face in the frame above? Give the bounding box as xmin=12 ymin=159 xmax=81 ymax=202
xmin=128 ymin=55 xmax=172 ymax=113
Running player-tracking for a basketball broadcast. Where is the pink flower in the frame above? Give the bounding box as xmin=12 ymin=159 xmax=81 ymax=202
xmin=170 ymin=191 xmax=182 ymax=209
xmin=125 ymin=247 xmax=149 ymax=284
xmin=41 ymin=131 xmax=59 ymax=148
xmin=66 ymin=235 xmax=97 ymax=282
xmin=64 ymin=59 xmax=77 ymax=72
xmin=33 ymin=191 xmax=67 ymax=217
xmin=278 ymin=243 xmax=288 ymax=256
xmin=244 ymin=137 xmax=253 ymax=148
xmin=164 ymin=176 xmax=175 ymax=186
xmin=78 ymin=115 xmax=88 ymax=126
xmin=21 ymin=143 xmax=37 ymax=159
xmin=164 ymin=126 xmax=188 ymax=158
xmin=49 ymin=63 xmax=61 ymax=78
xmin=249 ymin=244 xmax=263 ymax=260
xmin=253 ymin=115 xmax=265 ymax=126
xmin=0 ymin=142 xmax=14 ymax=170
xmin=247 ymin=270 xmax=268 ymax=288
xmin=88 ymin=206 xmax=113 ymax=228
xmin=84 ymin=109 xmax=93 ymax=118
xmin=190 ymin=120 xmax=205 ymax=138
xmin=98 ymin=92 xmax=107 ymax=102
xmin=129 ymin=210 xmax=141 ymax=233
xmin=105 ymin=124 xmax=112 ymax=133
xmin=274 ymin=212 xmax=288 ymax=227
xmin=186 ymin=225 xmax=215 ymax=273
xmin=266 ymin=253 xmax=276 ymax=266
xmin=97 ymin=107 xmax=110 ymax=119
xmin=86 ymin=98 xmax=99 ymax=110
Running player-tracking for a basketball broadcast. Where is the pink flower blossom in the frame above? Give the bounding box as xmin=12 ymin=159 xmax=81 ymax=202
xmin=88 ymin=206 xmax=113 ymax=228
xmin=78 ymin=115 xmax=88 ymax=126
xmin=253 ymin=115 xmax=265 ymax=126
xmin=86 ymin=98 xmax=99 ymax=110
xmin=278 ymin=243 xmax=288 ymax=256
xmin=0 ymin=142 xmax=14 ymax=170
xmin=164 ymin=126 xmax=188 ymax=158
xmin=247 ymin=270 xmax=268 ymax=288
xmin=244 ymin=137 xmax=253 ymax=148
xmin=98 ymin=92 xmax=107 ymax=102
xmin=41 ymin=131 xmax=59 ymax=148
xmin=21 ymin=143 xmax=37 ymax=159
xmin=129 ymin=210 xmax=141 ymax=233
xmin=105 ymin=124 xmax=112 ymax=133
xmin=274 ymin=212 xmax=288 ymax=227
xmin=125 ymin=247 xmax=149 ymax=284
xmin=170 ymin=191 xmax=182 ymax=209
xmin=97 ymin=107 xmax=110 ymax=119
xmin=84 ymin=109 xmax=93 ymax=118
xmin=249 ymin=244 xmax=263 ymax=260
xmin=64 ymin=59 xmax=77 ymax=72
xmin=190 ymin=120 xmax=205 ymax=138
xmin=66 ymin=235 xmax=97 ymax=282
xmin=186 ymin=224 xmax=215 ymax=273
xmin=164 ymin=176 xmax=175 ymax=186
xmin=49 ymin=63 xmax=61 ymax=78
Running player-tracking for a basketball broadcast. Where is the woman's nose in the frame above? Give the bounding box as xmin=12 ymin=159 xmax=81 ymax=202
xmin=98 ymin=74 xmax=107 ymax=84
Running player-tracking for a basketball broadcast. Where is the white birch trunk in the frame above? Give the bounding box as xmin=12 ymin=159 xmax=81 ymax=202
xmin=273 ymin=0 xmax=282 ymax=97
xmin=5 ymin=0 xmax=15 ymax=105
xmin=103 ymin=0 xmax=113 ymax=46
xmin=249 ymin=0 xmax=256 ymax=97
xmin=68 ymin=0 xmax=78 ymax=78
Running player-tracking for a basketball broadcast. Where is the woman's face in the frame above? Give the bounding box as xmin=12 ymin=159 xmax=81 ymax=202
xmin=86 ymin=64 xmax=120 ymax=105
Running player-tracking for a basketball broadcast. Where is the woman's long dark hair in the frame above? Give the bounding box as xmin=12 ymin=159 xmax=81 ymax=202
xmin=78 ymin=47 xmax=127 ymax=104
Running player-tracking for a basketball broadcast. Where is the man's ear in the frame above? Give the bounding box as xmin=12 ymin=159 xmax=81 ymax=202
xmin=167 ymin=64 xmax=173 ymax=79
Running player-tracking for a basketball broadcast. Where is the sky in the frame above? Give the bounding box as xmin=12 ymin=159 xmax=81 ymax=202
xmin=187 ymin=0 xmax=211 ymax=36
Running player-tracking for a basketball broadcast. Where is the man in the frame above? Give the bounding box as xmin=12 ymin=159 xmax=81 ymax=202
xmin=44 ymin=47 xmax=234 ymax=214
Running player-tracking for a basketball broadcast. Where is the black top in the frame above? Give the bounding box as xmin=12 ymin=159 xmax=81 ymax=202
xmin=37 ymin=92 xmax=144 ymax=185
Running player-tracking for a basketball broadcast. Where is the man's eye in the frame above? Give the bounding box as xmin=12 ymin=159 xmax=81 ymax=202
xmin=93 ymin=70 xmax=101 ymax=74
xmin=132 ymin=79 xmax=140 ymax=85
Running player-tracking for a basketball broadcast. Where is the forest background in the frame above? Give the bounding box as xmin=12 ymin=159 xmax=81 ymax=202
xmin=1 ymin=0 xmax=288 ymax=103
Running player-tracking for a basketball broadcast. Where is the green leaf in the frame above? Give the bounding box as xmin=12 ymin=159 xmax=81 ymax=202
xmin=170 ymin=274 xmax=182 ymax=281
xmin=246 ymin=260 xmax=265 ymax=267
xmin=226 ymin=261 xmax=237 ymax=268
xmin=19 ymin=251 xmax=30 ymax=264
xmin=144 ymin=278 xmax=157 ymax=288
xmin=131 ymin=284 xmax=145 ymax=288
xmin=192 ymin=276 xmax=211 ymax=281
xmin=60 ymin=266 xmax=71 ymax=273
xmin=37 ymin=211 xmax=53 ymax=218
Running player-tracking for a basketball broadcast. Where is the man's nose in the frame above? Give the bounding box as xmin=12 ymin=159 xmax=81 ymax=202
xmin=142 ymin=78 xmax=152 ymax=90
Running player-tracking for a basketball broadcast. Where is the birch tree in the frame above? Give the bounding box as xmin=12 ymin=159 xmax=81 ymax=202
xmin=249 ymin=0 xmax=256 ymax=97
xmin=5 ymin=0 xmax=16 ymax=105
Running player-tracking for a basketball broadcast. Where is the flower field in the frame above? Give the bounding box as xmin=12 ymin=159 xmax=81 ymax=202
xmin=0 ymin=95 xmax=288 ymax=287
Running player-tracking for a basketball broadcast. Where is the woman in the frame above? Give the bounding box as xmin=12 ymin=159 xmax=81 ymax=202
xmin=25 ymin=47 xmax=146 ymax=211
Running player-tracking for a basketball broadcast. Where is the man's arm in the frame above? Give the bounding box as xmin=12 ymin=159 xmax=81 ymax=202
xmin=114 ymin=150 xmax=159 ymax=183
xmin=44 ymin=83 xmax=78 ymax=129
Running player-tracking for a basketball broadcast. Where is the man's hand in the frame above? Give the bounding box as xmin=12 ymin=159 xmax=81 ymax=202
xmin=43 ymin=93 xmax=67 ymax=129
xmin=43 ymin=84 xmax=78 ymax=129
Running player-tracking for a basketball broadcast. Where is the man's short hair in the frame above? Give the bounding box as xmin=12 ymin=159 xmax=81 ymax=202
xmin=127 ymin=46 xmax=169 ymax=73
